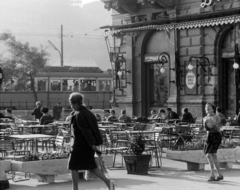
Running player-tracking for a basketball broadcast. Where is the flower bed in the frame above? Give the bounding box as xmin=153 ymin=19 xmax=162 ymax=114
xmin=166 ymin=147 xmax=240 ymax=171
xmin=10 ymin=155 xmax=113 ymax=183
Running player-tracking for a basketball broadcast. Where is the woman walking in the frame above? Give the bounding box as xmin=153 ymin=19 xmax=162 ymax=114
xmin=203 ymin=103 xmax=224 ymax=181
xmin=68 ymin=92 xmax=115 ymax=190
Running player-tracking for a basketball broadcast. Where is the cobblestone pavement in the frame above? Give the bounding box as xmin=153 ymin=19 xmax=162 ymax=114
xmin=8 ymin=153 xmax=240 ymax=190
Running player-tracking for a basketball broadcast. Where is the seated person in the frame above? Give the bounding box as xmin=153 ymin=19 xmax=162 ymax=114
xmin=216 ymin=107 xmax=227 ymax=126
xmin=4 ymin=108 xmax=17 ymax=121
xmin=155 ymin=109 xmax=167 ymax=120
xmin=118 ymin=109 xmax=131 ymax=123
xmin=107 ymin=109 xmax=118 ymax=122
xmin=88 ymin=106 xmax=101 ymax=121
xmin=181 ymin=107 xmax=194 ymax=123
xmin=166 ymin=108 xmax=180 ymax=120
xmin=148 ymin=110 xmax=158 ymax=119
xmin=39 ymin=107 xmax=54 ymax=125
xmin=102 ymin=109 xmax=110 ymax=121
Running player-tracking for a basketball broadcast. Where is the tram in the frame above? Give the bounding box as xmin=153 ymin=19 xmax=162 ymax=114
xmin=0 ymin=66 xmax=113 ymax=110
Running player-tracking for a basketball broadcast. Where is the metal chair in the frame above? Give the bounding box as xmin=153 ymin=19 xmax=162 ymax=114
xmin=105 ymin=131 xmax=131 ymax=168
xmin=230 ymin=127 xmax=240 ymax=146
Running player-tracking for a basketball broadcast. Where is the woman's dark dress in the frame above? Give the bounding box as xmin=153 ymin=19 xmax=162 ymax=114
xmin=68 ymin=106 xmax=103 ymax=170
xmin=204 ymin=116 xmax=222 ymax=154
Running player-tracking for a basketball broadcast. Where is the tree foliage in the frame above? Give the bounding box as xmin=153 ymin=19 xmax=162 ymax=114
xmin=0 ymin=32 xmax=49 ymax=101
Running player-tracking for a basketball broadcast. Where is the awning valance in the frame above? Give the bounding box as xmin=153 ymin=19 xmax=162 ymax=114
xmin=106 ymin=14 xmax=240 ymax=35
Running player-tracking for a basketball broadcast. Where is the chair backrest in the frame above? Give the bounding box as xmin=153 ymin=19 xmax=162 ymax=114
xmin=192 ymin=128 xmax=207 ymax=141
xmin=54 ymin=135 xmax=65 ymax=152
xmin=133 ymin=124 xmax=146 ymax=131
xmin=43 ymin=120 xmax=54 ymax=125
xmin=0 ymin=140 xmax=14 ymax=151
xmin=145 ymin=124 xmax=155 ymax=131
xmin=230 ymin=128 xmax=240 ymax=140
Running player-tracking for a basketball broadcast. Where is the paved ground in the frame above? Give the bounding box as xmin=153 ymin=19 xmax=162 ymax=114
xmin=6 ymin=153 xmax=240 ymax=190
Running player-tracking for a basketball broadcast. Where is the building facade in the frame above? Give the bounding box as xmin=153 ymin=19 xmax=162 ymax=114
xmin=101 ymin=0 xmax=240 ymax=118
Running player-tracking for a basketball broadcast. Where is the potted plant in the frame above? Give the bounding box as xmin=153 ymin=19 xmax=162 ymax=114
xmin=123 ymin=134 xmax=151 ymax=175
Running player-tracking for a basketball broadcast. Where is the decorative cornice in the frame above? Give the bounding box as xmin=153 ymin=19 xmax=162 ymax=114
xmin=101 ymin=0 xmax=176 ymax=14
xmin=144 ymin=0 xmax=176 ymax=9
xmin=101 ymin=0 xmax=139 ymax=14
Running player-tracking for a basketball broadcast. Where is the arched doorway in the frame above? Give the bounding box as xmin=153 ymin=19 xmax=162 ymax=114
xmin=219 ymin=27 xmax=240 ymax=117
xmin=143 ymin=31 xmax=171 ymax=116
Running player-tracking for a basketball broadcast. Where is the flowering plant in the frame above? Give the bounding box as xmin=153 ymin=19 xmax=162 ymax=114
xmin=129 ymin=134 xmax=146 ymax=155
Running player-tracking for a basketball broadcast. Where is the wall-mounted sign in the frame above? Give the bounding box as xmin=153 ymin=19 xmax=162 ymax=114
xmin=186 ymin=71 xmax=196 ymax=89
xmin=185 ymin=61 xmax=197 ymax=94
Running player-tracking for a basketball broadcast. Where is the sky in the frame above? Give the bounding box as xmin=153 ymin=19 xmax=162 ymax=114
xmin=0 ymin=0 xmax=112 ymax=70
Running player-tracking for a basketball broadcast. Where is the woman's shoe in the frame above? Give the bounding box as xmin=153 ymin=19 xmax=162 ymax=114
xmin=110 ymin=180 xmax=116 ymax=190
xmin=216 ymin=175 xmax=224 ymax=180
xmin=207 ymin=176 xmax=219 ymax=182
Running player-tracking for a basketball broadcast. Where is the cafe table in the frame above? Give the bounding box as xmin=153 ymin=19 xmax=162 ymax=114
xmin=9 ymin=134 xmax=54 ymax=153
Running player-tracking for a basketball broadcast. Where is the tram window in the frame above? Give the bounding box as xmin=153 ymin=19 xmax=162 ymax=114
xmin=37 ymin=79 xmax=47 ymax=91
xmin=80 ymin=79 xmax=96 ymax=91
xmin=51 ymin=80 xmax=61 ymax=91
xmin=62 ymin=79 xmax=79 ymax=91
xmin=98 ymin=80 xmax=111 ymax=91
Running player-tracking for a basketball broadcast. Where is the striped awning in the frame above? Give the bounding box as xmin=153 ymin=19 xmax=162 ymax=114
xmin=106 ymin=14 xmax=240 ymax=35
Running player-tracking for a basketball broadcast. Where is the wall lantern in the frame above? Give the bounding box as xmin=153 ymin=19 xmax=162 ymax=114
xmin=188 ymin=56 xmax=212 ymax=83
xmin=233 ymin=43 xmax=240 ymax=70
xmin=156 ymin=52 xmax=170 ymax=74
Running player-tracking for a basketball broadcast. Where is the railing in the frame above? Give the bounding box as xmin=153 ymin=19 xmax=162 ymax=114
xmin=0 ymin=100 xmax=111 ymax=110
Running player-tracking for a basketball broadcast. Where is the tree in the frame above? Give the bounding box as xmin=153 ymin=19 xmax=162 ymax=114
xmin=0 ymin=32 xmax=49 ymax=102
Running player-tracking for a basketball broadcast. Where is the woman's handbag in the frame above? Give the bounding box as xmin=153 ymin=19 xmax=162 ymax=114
xmin=96 ymin=151 xmax=109 ymax=178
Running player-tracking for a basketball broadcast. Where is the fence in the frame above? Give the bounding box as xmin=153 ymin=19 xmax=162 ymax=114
xmin=0 ymin=100 xmax=111 ymax=110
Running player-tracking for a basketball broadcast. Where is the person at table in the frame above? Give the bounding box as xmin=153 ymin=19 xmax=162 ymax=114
xmin=4 ymin=108 xmax=17 ymax=121
xmin=102 ymin=109 xmax=110 ymax=121
xmin=166 ymin=108 xmax=180 ymax=120
xmin=68 ymin=92 xmax=115 ymax=190
xmin=203 ymin=103 xmax=223 ymax=181
xmin=181 ymin=107 xmax=194 ymax=123
xmin=39 ymin=107 xmax=54 ymax=125
xmin=52 ymin=101 xmax=63 ymax=121
xmin=216 ymin=107 xmax=227 ymax=126
xmin=155 ymin=109 xmax=167 ymax=120
xmin=107 ymin=109 xmax=118 ymax=122
xmin=0 ymin=112 xmax=5 ymax=119
xmin=118 ymin=109 xmax=131 ymax=123
xmin=88 ymin=106 xmax=101 ymax=122
xmin=148 ymin=109 xmax=157 ymax=119
xmin=31 ymin=101 xmax=43 ymax=121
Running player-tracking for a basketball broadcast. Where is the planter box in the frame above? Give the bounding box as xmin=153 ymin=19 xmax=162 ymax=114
xmin=123 ymin=154 xmax=151 ymax=175
xmin=166 ymin=147 xmax=240 ymax=171
xmin=11 ymin=155 xmax=113 ymax=183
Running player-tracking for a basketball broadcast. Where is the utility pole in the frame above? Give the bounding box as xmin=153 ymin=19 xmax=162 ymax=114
xmin=48 ymin=25 xmax=64 ymax=67
xmin=61 ymin=25 xmax=64 ymax=67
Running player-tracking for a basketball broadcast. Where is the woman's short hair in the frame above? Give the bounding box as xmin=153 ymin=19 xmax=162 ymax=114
xmin=121 ymin=109 xmax=126 ymax=114
xmin=5 ymin=108 xmax=12 ymax=113
xmin=36 ymin=101 xmax=41 ymax=106
xmin=206 ymin=103 xmax=216 ymax=113
xmin=159 ymin=109 xmax=166 ymax=114
xmin=69 ymin=92 xmax=84 ymax=106
xmin=166 ymin=108 xmax=172 ymax=112
xmin=40 ymin=106 xmax=49 ymax=114
xmin=216 ymin=107 xmax=222 ymax=113
xmin=110 ymin=109 xmax=115 ymax=114
xmin=183 ymin=108 xmax=188 ymax=113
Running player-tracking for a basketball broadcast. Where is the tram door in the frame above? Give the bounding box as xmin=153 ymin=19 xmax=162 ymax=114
xmin=222 ymin=59 xmax=239 ymax=117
